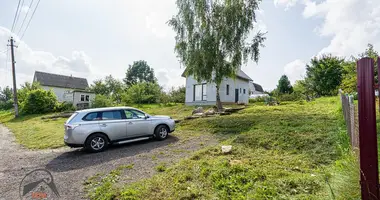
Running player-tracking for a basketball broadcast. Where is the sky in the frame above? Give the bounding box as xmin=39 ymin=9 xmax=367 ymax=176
xmin=0 ymin=0 xmax=379 ymax=91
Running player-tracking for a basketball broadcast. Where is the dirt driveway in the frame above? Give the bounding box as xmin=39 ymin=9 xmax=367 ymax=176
xmin=0 ymin=124 xmax=216 ymax=200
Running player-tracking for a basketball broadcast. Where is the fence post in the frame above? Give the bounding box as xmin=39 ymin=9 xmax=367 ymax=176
xmin=357 ymin=57 xmax=379 ymax=200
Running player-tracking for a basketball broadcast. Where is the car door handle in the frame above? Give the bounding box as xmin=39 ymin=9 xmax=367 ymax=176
xmin=100 ymin=124 xmax=107 ymax=127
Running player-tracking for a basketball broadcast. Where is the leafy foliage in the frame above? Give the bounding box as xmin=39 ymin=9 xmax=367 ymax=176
xmin=340 ymin=44 xmax=379 ymax=94
xmin=168 ymin=86 xmax=186 ymax=103
xmin=21 ymin=89 xmax=58 ymax=114
xmin=55 ymin=101 xmax=76 ymax=112
xmin=0 ymin=86 xmax=13 ymax=110
xmin=17 ymin=82 xmax=41 ymax=104
xmin=276 ymin=75 xmax=293 ymax=94
xmin=122 ymin=82 xmax=162 ymax=104
xmin=124 ymin=60 xmax=157 ymax=87
xmin=305 ymin=54 xmax=344 ymax=96
xmin=168 ymin=0 xmax=266 ymax=110
xmin=89 ymin=75 xmax=124 ymax=103
xmin=92 ymin=94 xmax=115 ymax=108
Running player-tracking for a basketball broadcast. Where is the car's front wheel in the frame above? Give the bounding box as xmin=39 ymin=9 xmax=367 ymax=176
xmin=155 ymin=125 xmax=169 ymax=141
xmin=85 ymin=133 xmax=108 ymax=153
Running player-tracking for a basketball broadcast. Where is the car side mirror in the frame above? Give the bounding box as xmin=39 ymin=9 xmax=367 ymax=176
xmin=145 ymin=115 xmax=150 ymax=119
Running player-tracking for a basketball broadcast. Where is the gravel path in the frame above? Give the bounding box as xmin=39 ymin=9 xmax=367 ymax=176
xmin=0 ymin=124 xmax=217 ymax=200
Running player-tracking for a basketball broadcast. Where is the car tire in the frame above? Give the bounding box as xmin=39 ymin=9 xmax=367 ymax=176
xmin=155 ymin=125 xmax=169 ymax=141
xmin=85 ymin=133 xmax=108 ymax=153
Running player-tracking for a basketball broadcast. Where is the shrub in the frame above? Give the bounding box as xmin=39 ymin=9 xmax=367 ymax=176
xmin=277 ymin=93 xmax=303 ymax=102
xmin=92 ymin=94 xmax=114 ymax=108
xmin=249 ymin=96 xmax=268 ymax=103
xmin=123 ymin=82 xmax=162 ymax=104
xmin=55 ymin=101 xmax=76 ymax=112
xmin=21 ymin=89 xmax=58 ymax=114
xmin=0 ymin=100 xmax=13 ymax=110
xmin=168 ymin=86 xmax=186 ymax=103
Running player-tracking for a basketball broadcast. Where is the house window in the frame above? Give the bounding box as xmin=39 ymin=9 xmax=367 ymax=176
xmin=194 ymin=83 xmax=207 ymax=101
xmin=85 ymin=95 xmax=89 ymax=101
xmin=81 ymin=95 xmax=84 ymax=101
xmin=202 ymin=84 xmax=207 ymax=101
xmin=226 ymin=84 xmax=230 ymax=95
xmin=240 ymin=88 xmax=242 ymax=93
xmin=243 ymin=89 xmax=246 ymax=94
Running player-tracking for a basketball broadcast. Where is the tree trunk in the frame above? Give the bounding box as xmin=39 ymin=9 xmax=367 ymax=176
xmin=216 ymin=84 xmax=223 ymax=112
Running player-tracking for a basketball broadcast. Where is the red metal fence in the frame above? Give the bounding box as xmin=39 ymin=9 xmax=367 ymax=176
xmin=354 ymin=58 xmax=379 ymax=199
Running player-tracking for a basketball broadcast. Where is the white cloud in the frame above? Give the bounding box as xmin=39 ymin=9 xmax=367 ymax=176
xmin=284 ymin=59 xmax=306 ymax=83
xmin=277 ymin=0 xmax=380 ymax=58
xmin=0 ymin=26 xmax=98 ymax=88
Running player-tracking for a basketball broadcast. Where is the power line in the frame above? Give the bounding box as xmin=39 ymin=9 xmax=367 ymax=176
xmin=17 ymin=0 xmax=35 ymax=36
xmin=14 ymin=0 xmax=25 ymax=32
xmin=11 ymin=0 xmax=22 ymax=32
xmin=20 ymin=0 xmax=41 ymax=40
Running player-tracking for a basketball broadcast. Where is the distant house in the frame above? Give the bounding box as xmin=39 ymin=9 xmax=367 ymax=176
xmin=182 ymin=69 xmax=252 ymax=105
xmin=33 ymin=71 xmax=95 ymax=109
xmin=249 ymin=82 xmax=268 ymax=98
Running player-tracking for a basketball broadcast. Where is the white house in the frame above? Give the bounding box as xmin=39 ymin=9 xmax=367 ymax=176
xmin=183 ymin=70 xmax=252 ymax=105
xmin=249 ymin=82 xmax=268 ymax=98
xmin=33 ymin=71 xmax=95 ymax=109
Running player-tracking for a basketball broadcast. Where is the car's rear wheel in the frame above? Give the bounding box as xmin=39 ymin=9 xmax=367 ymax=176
xmin=155 ymin=125 xmax=169 ymax=141
xmin=85 ymin=133 xmax=108 ymax=153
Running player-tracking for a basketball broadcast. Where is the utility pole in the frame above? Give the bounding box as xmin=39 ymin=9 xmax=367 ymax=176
xmin=8 ymin=37 xmax=19 ymax=117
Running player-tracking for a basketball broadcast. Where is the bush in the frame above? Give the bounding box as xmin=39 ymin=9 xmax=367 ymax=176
xmin=21 ymin=89 xmax=58 ymax=114
xmin=277 ymin=93 xmax=303 ymax=102
xmin=249 ymin=96 xmax=267 ymax=103
xmin=0 ymin=100 xmax=13 ymax=110
xmin=122 ymin=82 xmax=162 ymax=104
xmin=168 ymin=86 xmax=186 ymax=103
xmin=55 ymin=101 xmax=76 ymax=112
xmin=92 ymin=94 xmax=114 ymax=108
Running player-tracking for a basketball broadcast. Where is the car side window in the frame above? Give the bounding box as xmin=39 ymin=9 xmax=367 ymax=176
xmin=101 ymin=111 xmax=122 ymax=120
xmin=83 ymin=112 xmax=100 ymax=121
xmin=131 ymin=110 xmax=146 ymax=118
xmin=124 ymin=110 xmax=145 ymax=119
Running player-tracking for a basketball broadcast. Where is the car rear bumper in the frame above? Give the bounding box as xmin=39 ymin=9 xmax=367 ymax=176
xmin=64 ymin=141 xmax=84 ymax=148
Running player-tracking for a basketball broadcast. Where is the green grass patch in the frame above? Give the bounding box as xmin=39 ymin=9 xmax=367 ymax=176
xmin=87 ymin=97 xmax=356 ymax=199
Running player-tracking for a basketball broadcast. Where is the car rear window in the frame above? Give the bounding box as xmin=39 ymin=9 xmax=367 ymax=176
xmin=83 ymin=112 xmax=100 ymax=121
xmin=66 ymin=112 xmax=78 ymax=124
xmin=101 ymin=111 xmax=122 ymax=120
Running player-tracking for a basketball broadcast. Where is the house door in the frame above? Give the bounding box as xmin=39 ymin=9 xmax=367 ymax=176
xmin=235 ymin=89 xmax=239 ymax=103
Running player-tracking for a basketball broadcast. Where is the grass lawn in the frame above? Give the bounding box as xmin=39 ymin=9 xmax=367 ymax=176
xmin=0 ymin=104 xmax=211 ymax=149
xmin=85 ymin=97 xmax=357 ymax=200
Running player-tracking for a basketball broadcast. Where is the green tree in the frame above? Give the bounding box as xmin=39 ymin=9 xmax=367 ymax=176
xmin=276 ymin=75 xmax=293 ymax=94
xmin=124 ymin=60 xmax=157 ymax=87
xmin=104 ymin=75 xmax=124 ymax=103
xmin=122 ymin=82 xmax=162 ymax=104
xmin=340 ymin=44 xmax=379 ymax=93
xmin=89 ymin=79 xmax=109 ymax=96
xmin=89 ymin=75 xmax=124 ymax=103
xmin=0 ymin=86 xmax=12 ymax=102
xmin=92 ymin=94 xmax=114 ymax=108
xmin=168 ymin=0 xmax=266 ymax=110
xmin=169 ymin=86 xmax=186 ymax=103
xmin=305 ymin=54 xmax=344 ymax=96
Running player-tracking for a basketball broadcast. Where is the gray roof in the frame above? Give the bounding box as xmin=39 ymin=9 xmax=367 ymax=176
xmin=253 ymin=83 xmax=264 ymax=92
xmin=237 ymin=70 xmax=253 ymax=81
xmin=33 ymin=71 xmax=89 ymax=90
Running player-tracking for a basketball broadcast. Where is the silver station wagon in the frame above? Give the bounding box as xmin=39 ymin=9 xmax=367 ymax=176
xmin=64 ymin=107 xmax=175 ymax=152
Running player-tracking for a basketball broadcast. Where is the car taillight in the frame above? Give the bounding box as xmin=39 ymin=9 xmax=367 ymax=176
xmin=65 ymin=124 xmax=80 ymax=130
